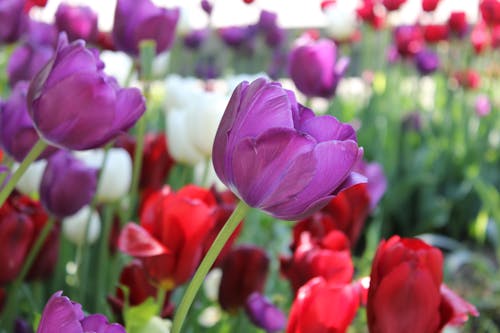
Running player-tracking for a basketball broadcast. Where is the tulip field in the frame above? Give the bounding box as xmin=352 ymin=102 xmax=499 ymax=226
xmin=0 ymin=0 xmax=499 ymax=332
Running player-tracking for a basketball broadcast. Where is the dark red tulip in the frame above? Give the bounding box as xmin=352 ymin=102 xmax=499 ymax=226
xmin=218 ymin=245 xmax=269 ymax=312
xmin=118 ymin=185 xmax=216 ymax=290
xmin=287 ymin=277 xmax=361 ymax=333
xmin=422 ymin=24 xmax=449 ymax=44
xmin=422 ymin=0 xmax=440 ymax=12
xmin=367 ymin=236 xmax=477 ymax=333
xmin=393 ymin=25 xmax=424 ymax=57
xmin=448 ymin=12 xmax=468 ymax=37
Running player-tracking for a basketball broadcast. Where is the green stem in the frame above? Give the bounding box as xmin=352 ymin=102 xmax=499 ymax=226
xmin=0 ymin=139 xmax=47 ymax=207
xmin=127 ymin=113 xmax=146 ymax=221
xmin=171 ymin=201 xmax=250 ymax=333
xmin=0 ymin=217 xmax=55 ymax=330
xmin=95 ymin=203 xmax=116 ymax=311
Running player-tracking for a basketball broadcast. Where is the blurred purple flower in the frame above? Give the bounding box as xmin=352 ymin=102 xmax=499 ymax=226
xmin=257 ymin=10 xmax=285 ymax=48
xmin=288 ymin=37 xmax=349 ymax=98
xmin=245 ymin=293 xmax=286 ymax=333
xmin=354 ymin=160 xmax=387 ymax=210
xmin=402 ymin=111 xmax=423 ymax=132
xmin=213 ymin=78 xmax=364 ymax=220
xmin=27 ymin=33 xmax=146 ymax=150
xmin=112 ymin=0 xmax=179 ymax=56
xmin=183 ymin=28 xmax=209 ymax=50
xmin=26 ymin=20 xmax=58 ymax=47
xmin=0 ymin=0 xmax=28 ymax=44
xmin=200 ymin=0 xmax=213 ymax=15
xmin=195 ymin=59 xmax=220 ymax=80
xmin=415 ymin=49 xmax=440 ymax=75
xmin=55 ymin=4 xmax=99 ymax=43
xmin=0 ymin=82 xmax=57 ymax=161
xmin=7 ymin=42 xmax=54 ymax=87
xmin=37 ymin=291 xmax=125 ymax=333
xmin=218 ymin=25 xmax=256 ymax=49
xmin=40 ymin=151 xmax=97 ymax=218
xmin=475 ymin=94 xmax=491 ymax=117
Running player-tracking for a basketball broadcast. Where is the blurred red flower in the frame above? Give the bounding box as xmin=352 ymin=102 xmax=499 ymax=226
xmin=448 ymin=12 xmax=468 ymax=37
xmin=423 ymin=24 xmax=449 ymax=44
xmin=422 ymin=0 xmax=440 ymax=12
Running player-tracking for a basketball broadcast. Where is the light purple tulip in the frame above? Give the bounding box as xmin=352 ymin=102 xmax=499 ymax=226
xmin=27 ymin=33 xmax=146 ymax=150
xmin=55 ymin=3 xmax=99 ymax=43
xmin=112 ymin=0 xmax=179 ymax=56
xmin=288 ymin=37 xmax=349 ymax=98
xmin=213 ymin=78 xmax=364 ymax=220
xmin=37 ymin=291 xmax=125 ymax=333
xmin=40 ymin=151 xmax=97 ymax=218
xmin=245 ymin=292 xmax=286 ymax=333
xmin=0 ymin=0 xmax=27 ymax=44
xmin=0 ymin=82 xmax=57 ymax=161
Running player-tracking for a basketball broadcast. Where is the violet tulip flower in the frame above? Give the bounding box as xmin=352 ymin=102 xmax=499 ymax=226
xmin=7 ymin=42 xmax=54 ymax=87
xmin=112 ymin=0 xmax=180 ymax=56
xmin=245 ymin=292 xmax=286 ymax=333
xmin=40 ymin=151 xmax=98 ymax=218
xmin=27 ymin=33 xmax=146 ymax=150
xmin=213 ymin=78 xmax=364 ymax=220
xmin=55 ymin=4 xmax=99 ymax=43
xmin=288 ymin=37 xmax=349 ymax=99
xmin=0 ymin=82 xmax=57 ymax=161
xmin=0 ymin=0 xmax=27 ymax=44
xmin=37 ymin=291 xmax=125 ymax=333
xmin=414 ymin=49 xmax=440 ymax=75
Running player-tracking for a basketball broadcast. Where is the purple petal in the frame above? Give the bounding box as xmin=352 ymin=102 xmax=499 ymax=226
xmin=112 ymin=87 xmax=146 ymax=133
xmin=299 ymin=115 xmax=356 ymax=142
xmin=37 ymin=291 xmax=83 ymax=333
xmin=245 ymin=293 xmax=286 ymax=333
xmin=335 ymin=57 xmax=350 ymax=78
xmin=81 ymin=314 xmax=125 ymax=333
xmin=133 ymin=9 xmax=179 ymax=54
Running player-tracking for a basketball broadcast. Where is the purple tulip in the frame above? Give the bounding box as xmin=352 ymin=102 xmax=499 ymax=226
xmin=201 ymin=0 xmax=213 ymax=15
xmin=475 ymin=94 xmax=491 ymax=117
xmin=55 ymin=4 xmax=99 ymax=43
xmin=213 ymin=78 xmax=364 ymax=220
xmin=37 ymin=291 xmax=125 ymax=333
xmin=40 ymin=151 xmax=97 ymax=218
xmin=414 ymin=49 xmax=440 ymax=75
xmin=7 ymin=42 xmax=54 ymax=87
xmin=27 ymin=33 xmax=146 ymax=150
xmin=288 ymin=37 xmax=349 ymax=98
xmin=112 ymin=0 xmax=179 ymax=56
xmin=183 ymin=28 xmax=209 ymax=50
xmin=257 ymin=10 xmax=285 ymax=48
xmin=245 ymin=293 xmax=286 ymax=333
xmin=218 ymin=25 xmax=256 ymax=49
xmin=26 ymin=20 xmax=58 ymax=47
xmin=0 ymin=0 xmax=28 ymax=44
xmin=0 ymin=82 xmax=57 ymax=161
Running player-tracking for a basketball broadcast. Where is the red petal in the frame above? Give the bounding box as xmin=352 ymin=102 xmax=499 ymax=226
xmin=118 ymin=223 xmax=169 ymax=257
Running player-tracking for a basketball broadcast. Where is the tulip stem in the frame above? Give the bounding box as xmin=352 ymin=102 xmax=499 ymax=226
xmin=171 ymin=200 xmax=250 ymax=333
xmin=0 ymin=139 xmax=48 ymax=207
xmin=0 ymin=217 xmax=55 ymax=331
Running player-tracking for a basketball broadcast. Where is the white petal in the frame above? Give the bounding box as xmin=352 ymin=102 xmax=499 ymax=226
xmin=62 ymin=206 xmax=101 ymax=246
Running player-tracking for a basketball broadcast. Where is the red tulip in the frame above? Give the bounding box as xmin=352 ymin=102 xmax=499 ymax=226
xmin=118 ymin=185 xmax=217 ymax=290
xmin=218 ymin=245 xmax=269 ymax=312
xmin=24 ymin=0 xmax=48 ymax=12
xmin=479 ymin=0 xmax=500 ymax=26
xmin=471 ymin=21 xmax=490 ymax=53
xmin=287 ymin=277 xmax=361 ymax=333
xmin=394 ymin=25 xmax=424 ymax=57
xmin=382 ymin=0 xmax=406 ymax=11
xmin=423 ymin=24 xmax=449 ymax=44
xmin=422 ymin=0 xmax=440 ymax=12
xmin=357 ymin=0 xmax=385 ymax=29
xmin=454 ymin=70 xmax=481 ymax=90
xmin=491 ymin=24 xmax=500 ymax=48
xmin=281 ymin=230 xmax=354 ymax=293
xmin=367 ymin=236 xmax=477 ymax=333
xmin=448 ymin=12 xmax=468 ymax=37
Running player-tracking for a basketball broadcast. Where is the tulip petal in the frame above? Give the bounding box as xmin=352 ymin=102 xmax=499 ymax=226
xmin=230 ymin=128 xmax=316 ymax=207
xmin=118 ymin=223 xmax=169 ymax=257
xmin=299 ymin=114 xmax=356 ymax=142
xmin=439 ymin=284 xmax=479 ymax=328
xmin=37 ymin=291 xmax=84 ymax=333
xmin=113 ymin=87 xmax=146 ymax=133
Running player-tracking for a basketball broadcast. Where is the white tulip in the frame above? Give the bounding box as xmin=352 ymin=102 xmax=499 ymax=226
xmin=14 ymin=159 xmax=47 ymax=196
xmin=75 ymin=148 xmax=132 ymax=203
xmin=164 ymin=75 xmax=204 ymax=111
xmin=323 ymin=1 xmax=359 ymax=41
xmin=194 ymin=159 xmax=226 ymax=191
xmin=62 ymin=206 xmax=101 ymax=246
xmin=167 ymin=109 xmax=205 ymax=165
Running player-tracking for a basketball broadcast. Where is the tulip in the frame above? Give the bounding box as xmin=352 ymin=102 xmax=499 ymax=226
xmin=414 ymin=49 xmax=440 ymax=75
xmin=201 ymin=0 xmax=213 ymax=15
xmin=471 ymin=21 xmax=490 ymax=54
xmin=75 ymin=148 xmax=132 ymax=202
xmin=26 ymin=20 xmax=58 ymax=47
xmin=112 ymin=0 xmax=179 ymax=56
xmin=257 ymin=10 xmax=285 ymax=48
xmin=37 ymin=291 xmax=125 ymax=333
xmin=7 ymin=42 xmax=54 ymax=87
xmin=281 ymin=230 xmax=354 ymax=293
xmin=454 ymin=69 xmax=480 ymax=90
xmin=0 ymin=0 xmax=27 ymax=44
xmin=474 ymin=94 xmax=491 ymax=117
xmin=245 ymin=293 xmax=286 ymax=333
xmin=213 ymin=78 xmax=363 ymax=220
xmin=393 ymin=25 xmax=424 ymax=57
xmin=422 ymin=0 xmax=440 ymax=12
xmin=218 ymin=26 xmax=256 ymax=49
xmin=422 ymin=24 xmax=449 ymax=44
xmin=27 ymin=33 xmax=145 ymax=151
xmin=183 ymin=28 xmax=209 ymax=50
xmin=287 ymin=277 xmax=361 ymax=333
xmin=118 ymin=185 xmax=217 ymax=289
xmin=25 ymin=0 xmax=48 ymax=11
xmin=357 ymin=0 xmax=385 ymax=30
xmin=62 ymin=206 xmax=101 ymax=245
xmin=448 ymin=12 xmax=468 ymax=37
xmin=288 ymin=37 xmax=349 ymax=98
xmin=55 ymin=4 xmax=99 ymax=43
xmin=367 ymin=236 xmax=478 ymax=333
xmin=382 ymin=0 xmax=406 ymax=11
xmin=479 ymin=0 xmax=500 ymax=26
xmin=323 ymin=1 xmax=359 ymax=42
xmin=40 ymin=151 xmax=98 ymax=218
xmin=218 ymin=245 xmax=269 ymax=312
xmin=0 ymin=82 xmax=57 ymax=161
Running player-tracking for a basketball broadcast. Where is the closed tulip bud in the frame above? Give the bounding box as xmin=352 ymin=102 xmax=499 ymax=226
xmin=0 ymin=82 xmax=57 ymax=161
xmin=288 ymin=37 xmax=349 ymax=98
xmin=27 ymin=33 xmax=146 ymax=150
xmin=62 ymin=206 xmax=101 ymax=245
xmin=287 ymin=277 xmax=361 ymax=333
xmin=55 ymin=4 xmax=99 ymax=43
xmin=7 ymin=42 xmax=54 ymax=87
xmin=75 ymin=148 xmax=132 ymax=202
xmin=112 ymin=0 xmax=180 ymax=56
xmin=218 ymin=245 xmax=270 ymax=312
xmin=213 ymin=78 xmax=364 ymax=220
xmin=40 ymin=151 xmax=98 ymax=218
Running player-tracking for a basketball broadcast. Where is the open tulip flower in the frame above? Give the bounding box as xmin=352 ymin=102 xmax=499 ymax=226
xmin=213 ymin=78 xmax=364 ymax=220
